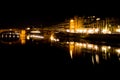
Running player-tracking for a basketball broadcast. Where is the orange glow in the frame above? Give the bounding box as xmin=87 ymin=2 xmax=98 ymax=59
xmin=50 ymin=34 xmax=54 ymax=40
xmin=70 ymin=19 xmax=75 ymax=32
xmin=70 ymin=19 xmax=74 ymax=22
xmin=116 ymin=28 xmax=120 ymax=32
xmin=21 ymin=30 xmax=26 ymax=34
xmin=69 ymin=42 xmax=74 ymax=59
xmin=20 ymin=30 xmax=26 ymax=44
xmin=95 ymin=54 xmax=99 ymax=64
xmin=67 ymin=41 xmax=120 ymax=61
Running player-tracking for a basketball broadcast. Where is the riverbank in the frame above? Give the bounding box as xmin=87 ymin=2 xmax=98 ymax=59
xmin=54 ymin=32 xmax=120 ymax=43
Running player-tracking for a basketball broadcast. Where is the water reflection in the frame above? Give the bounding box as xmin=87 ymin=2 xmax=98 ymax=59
xmin=67 ymin=41 xmax=120 ymax=64
xmin=20 ymin=30 xmax=26 ymax=44
xmin=0 ymin=29 xmax=45 ymax=45
xmin=0 ymin=30 xmax=20 ymax=45
xmin=0 ymin=30 xmax=27 ymax=45
xmin=0 ymin=30 xmax=120 ymax=66
xmin=50 ymin=38 xmax=120 ymax=65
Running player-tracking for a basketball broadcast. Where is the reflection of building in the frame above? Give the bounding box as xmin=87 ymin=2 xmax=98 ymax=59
xmin=68 ymin=41 xmax=120 ymax=64
xmin=69 ymin=42 xmax=82 ymax=59
xmin=69 ymin=42 xmax=74 ymax=59
xmin=20 ymin=30 xmax=26 ymax=44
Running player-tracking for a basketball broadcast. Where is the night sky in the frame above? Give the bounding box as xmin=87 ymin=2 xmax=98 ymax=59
xmin=0 ymin=1 xmax=119 ymax=28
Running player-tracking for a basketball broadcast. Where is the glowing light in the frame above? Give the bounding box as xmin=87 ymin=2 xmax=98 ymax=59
xmin=79 ymin=30 xmax=83 ymax=33
xmin=70 ymin=50 xmax=73 ymax=59
xmin=116 ymin=28 xmax=120 ymax=32
xmin=2 ymin=34 xmax=3 ymax=38
xmin=30 ymin=30 xmax=41 ymax=33
xmin=102 ymin=46 xmax=107 ymax=51
xmin=96 ymin=18 xmax=100 ymax=21
xmin=87 ymin=44 xmax=93 ymax=49
xmin=56 ymin=39 xmax=59 ymax=41
xmin=83 ymin=43 xmax=86 ymax=48
xmin=9 ymin=35 xmax=11 ymax=37
xmin=66 ymin=42 xmax=69 ymax=44
xmin=9 ymin=29 xmax=12 ymax=31
xmin=69 ymin=42 xmax=74 ymax=59
xmin=30 ymin=35 xmax=44 ymax=39
xmin=20 ymin=39 xmax=25 ymax=44
xmin=27 ymin=35 xmax=30 ymax=40
xmin=20 ymin=30 xmax=26 ymax=44
xmin=115 ymin=49 xmax=120 ymax=55
xmin=70 ymin=42 xmax=74 ymax=45
xmin=70 ymin=29 xmax=74 ymax=33
xmin=76 ymin=29 xmax=80 ymax=33
xmin=70 ymin=19 xmax=74 ymax=22
xmin=21 ymin=30 xmax=26 ymax=34
xmin=26 ymin=27 xmax=30 ymax=30
xmin=101 ymin=29 xmax=111 ymax=34
xmin=83 ymin=29 xmax=87 ymax=33
xmin=66 ymin=29 xmax=70 ymax=32
xmin=13 ymin=35 xmax=15 ymax=38
xmin=94 ymin=45 xmax=98 ymax=50
xmin=101 ymin=46 xmax=107 ymax=53
xmin=108 ymin=46 xmax=111 ymax=49
xmin=93 ymin=16 xmax=95 ymax=18
xmin=50 ymin=34 xmax=54 ymax=40
xmin=95 ymin=54 xmax=99 ymax=64
xmin=70 ymin=19 xmax=75 ymax=33
xmin=87 ymin=29 xmax=94 ymax=34
xmin=94 ymin=28 xmax=99 ymax=33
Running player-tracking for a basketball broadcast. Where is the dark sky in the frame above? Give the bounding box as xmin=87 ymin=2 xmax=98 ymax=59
xmin=0 ymin=1 xmax=120 ymax=28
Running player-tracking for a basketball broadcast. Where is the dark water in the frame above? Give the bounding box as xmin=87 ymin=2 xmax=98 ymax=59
xmin=1 ymin=35 xmax=120 ymax=78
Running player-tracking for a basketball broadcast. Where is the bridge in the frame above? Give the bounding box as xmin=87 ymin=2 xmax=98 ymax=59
xmin=0 ymin=28 xmax=21 ymax=33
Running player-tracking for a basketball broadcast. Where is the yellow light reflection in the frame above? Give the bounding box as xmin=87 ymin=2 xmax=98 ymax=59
xmin=69 ymin=42 xmax=74 ymax=59
xmin=67 ymin=41 xmax=120 ymax=61
xmin=50 ymin=34 xmax=54 ymax=41
xmin=101 ymin=46 xmax=107 ymax=53
xmin=20 ymin=30 xmax=26 ymax=44
xmin=70 ymin=50 xmax=73 ymax=59
xmin=94 ymin=45 xmax=98 ymax=50
xmin=27 ymin=35 xmax=30 ymax=40
xmin=64 ymin=38 xmax=120 ymax=64
xmin=95 ymin=54 xmax=99 ymax=64
xmin=115 ymin=49 xmax=120 ymax=55
xmin=92 ymin=56 xmax=95 ymax=64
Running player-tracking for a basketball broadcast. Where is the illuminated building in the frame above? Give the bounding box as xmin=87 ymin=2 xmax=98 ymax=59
xmin=70 ymin=16 xmax=84 ymax=33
